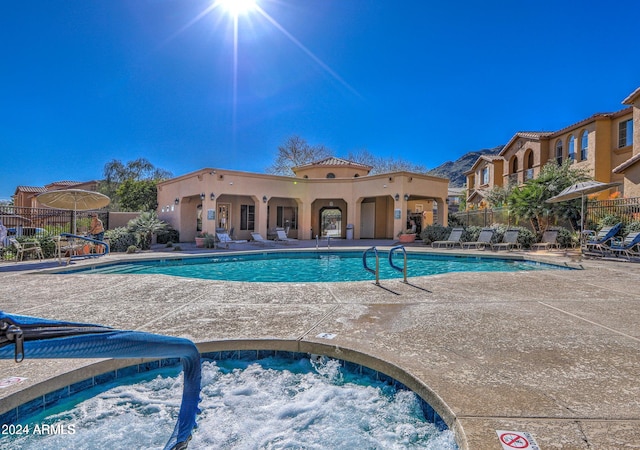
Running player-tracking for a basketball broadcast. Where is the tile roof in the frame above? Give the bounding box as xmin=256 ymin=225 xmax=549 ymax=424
xmin=613 ymin=153 xmax=640 ymax=174
xmin=15 ymin=186 xmax=47 ymax=193
xmin=623 ymin=87 xmax=640 ymax=105
xmin=293 ymin=157 xmax=373 ymax=170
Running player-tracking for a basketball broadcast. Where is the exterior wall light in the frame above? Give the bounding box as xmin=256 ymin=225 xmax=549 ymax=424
xmin=263 ymin=195 xmax=268 ymax=203
xmin=404 ymin=194 xmax=410 ymax=201
xmin=210 ymin=193 xmax=215 ymax=201
xmin=200 ymin=192 xmax=205 ymax=200
xmin=174 ymin=198 xmax=180 ymax=205
xmin=394 ymin=194 xmax=400 ymax=201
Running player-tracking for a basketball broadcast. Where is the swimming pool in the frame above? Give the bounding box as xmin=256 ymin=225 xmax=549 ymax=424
xmin=1 ymin=352 xmax=458 ymax=449
xmin=62 ymin=250 xmax=568 ymax=282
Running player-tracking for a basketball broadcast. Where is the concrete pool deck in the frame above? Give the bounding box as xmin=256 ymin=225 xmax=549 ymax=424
xmin=1 ymin=239 xmax=639 ymax=449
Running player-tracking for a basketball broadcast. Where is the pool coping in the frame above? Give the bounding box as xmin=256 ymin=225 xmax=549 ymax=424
xmin=2 ymin=242 xmax=637 ymax=450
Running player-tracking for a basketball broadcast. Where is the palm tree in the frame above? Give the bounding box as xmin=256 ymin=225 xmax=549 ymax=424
xmin=127 ymin=211 xmax=167 ymax=250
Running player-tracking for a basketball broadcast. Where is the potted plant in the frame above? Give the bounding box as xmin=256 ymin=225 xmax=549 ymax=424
xmin=397 ymin=230 xmax=417 ymax=243
xmin=195 ymin=232 xmax=206 ymax=248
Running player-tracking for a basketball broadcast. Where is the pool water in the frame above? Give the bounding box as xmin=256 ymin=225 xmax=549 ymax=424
xmin=3 ymin=355 xmax=458 ymax=449
xmin=66 ymin=251 xmax=565 ymax=282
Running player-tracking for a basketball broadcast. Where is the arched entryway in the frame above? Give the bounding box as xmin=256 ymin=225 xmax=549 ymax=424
xmin=320 ymin=207 xmax=342 ymax=237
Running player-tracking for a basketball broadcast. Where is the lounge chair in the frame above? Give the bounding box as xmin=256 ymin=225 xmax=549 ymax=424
xmin=601 ymin=231 xmax=640 ymax=259
xmin=491 ymin=229 xmax=522 ymax=251
xmin=250 ymin=232 xmax=276 ymax=246
xmin=216 ymin=232 xmax=247 ymax=249
xmin=432 ymin=228 xmax=464 ymax=249
xmin=531 ymin=229 xmax=560 ymax=251
xmin=582 ymin=222 xmax=622 ymax=255
xmin=9 ymin=238 xmax=44 ymax=262
xmin=275 ymin=230 xmax=298 ymax=244
xmin=461 ymin=228 xmax=494 ymax=250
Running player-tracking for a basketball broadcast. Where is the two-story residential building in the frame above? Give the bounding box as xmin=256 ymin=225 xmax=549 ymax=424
xmin=465 ymin=86 xmax=638 ymax=208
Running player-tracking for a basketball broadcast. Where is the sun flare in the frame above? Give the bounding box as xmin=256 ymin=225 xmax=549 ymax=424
xmin=219 ymin=0 xmax=257 ymax=18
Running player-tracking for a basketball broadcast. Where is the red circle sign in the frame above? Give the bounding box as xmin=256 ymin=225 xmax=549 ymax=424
xmin=500 ymin=432 xmax=530 ymax=448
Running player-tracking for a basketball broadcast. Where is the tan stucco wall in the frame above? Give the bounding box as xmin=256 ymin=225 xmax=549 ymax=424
xmin=157 ymin=168 xmax=448 ymax=242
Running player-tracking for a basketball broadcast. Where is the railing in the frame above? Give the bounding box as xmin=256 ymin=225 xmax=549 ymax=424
xmin=586 ymin=197 xmax=640 ymax=228
xmin=58 ymin=233 xmax=109 ymax=264
xmin=388 ymin=245 xmax=407 ymax=283
xmin=362 ymin=246 xmax=380 ymax=285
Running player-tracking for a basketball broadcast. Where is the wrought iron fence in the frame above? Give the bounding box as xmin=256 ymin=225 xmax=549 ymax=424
xmin=453 ymin=197 xmax=640 ymax=234
xmin=586 ymin=197 xmax=640 ymax=229
xmin=0 ymin=206 xmax=108 ymax=262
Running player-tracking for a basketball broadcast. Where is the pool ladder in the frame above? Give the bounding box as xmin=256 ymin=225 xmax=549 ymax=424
xmin=362 ymin=245 xmax=407 ymax=286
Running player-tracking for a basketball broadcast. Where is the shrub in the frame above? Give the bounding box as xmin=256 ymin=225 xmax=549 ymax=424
xmin=420 ymin=225 xmax=452 ymax=245
xmin=598 ymin=214 xmax=622 ymax=229
xmin=157 ymin=228 xmax=179 ymax=245
xmin=556 ymin=227 xmax=577 ymax=248
xmin=126 ymin=245 xmax=138 ymax=254
xmin=624 ymin=221 xmax=640 ymax=234
xmin=105 ymin=227 xmax=138 ymax=252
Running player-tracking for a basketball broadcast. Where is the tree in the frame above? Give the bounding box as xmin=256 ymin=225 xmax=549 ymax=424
xmin=99 ymin=158 xmax=172 ymax=211
xmin=116 ymin=179 xmax=159 ymax=212
xmin=484 ymin=185 xmax=511 ymax=208
xmin=267 ymin=135 xmax=428 ymax=176
xmin=127 ymin=211 xmax=167 ymax=250
xmin=507 ymin=161 xmax=590 ymax=233
xmin=266 ymin=135 xmax=332 ymax=175
xmin=346 ymin=149 xmax=428 ymax=174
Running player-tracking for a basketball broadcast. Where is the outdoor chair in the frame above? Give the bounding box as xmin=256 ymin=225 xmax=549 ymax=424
xmin=432 ymin=228 xmax=464 ymax=249
xmin=601 ymin=231 xmax=640 ymax=260
xmin=216 ymin=232 xmax=248 ymax=249
xmin=275 ymin=229 xmax=298 ymax=244
xmin=582 ymin=222 xmax=622 ymax=256
xmin=9 ymin=238 xmax=44 ymax=262
xmin=491 ymin=229 xmax=522 ymax=251
xmin=250 ymin=232 xmax=276 ymax=246
xmin=531 ymin=229 xmax=560 ymax=251
xmin=461 ymin=228 xmax=494 ymax=250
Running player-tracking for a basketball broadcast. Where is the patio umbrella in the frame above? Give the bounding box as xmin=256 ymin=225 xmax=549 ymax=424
xmin=546 ymin=180 xmax=622 ymax=234
xmin=36 ymin=189 xmax=110 ymax=234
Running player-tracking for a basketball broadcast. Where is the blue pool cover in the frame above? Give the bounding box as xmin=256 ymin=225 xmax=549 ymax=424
xmin=0 ymin=310 xmax=201 ymax=450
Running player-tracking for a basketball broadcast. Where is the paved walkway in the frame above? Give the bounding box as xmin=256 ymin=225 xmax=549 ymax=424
xmin=1 ymin=240 xmax=639 ymax=449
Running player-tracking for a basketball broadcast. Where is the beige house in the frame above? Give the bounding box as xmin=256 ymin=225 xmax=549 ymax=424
xmin=13 ymin=180 xmax=100 ymax=208
xmin=465 ymin=86 xmax=639 ymax=207
xmin=157 ymin=157 xmax=449 ymax=242
xmin=613 ymin=87 xmax=640 ymax=197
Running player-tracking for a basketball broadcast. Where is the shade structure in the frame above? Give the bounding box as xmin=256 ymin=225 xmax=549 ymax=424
xmin=546 ymin=180 xmax=622 ymax=245
xmin=545 ymin=180 xmax=622 ymax=204
xmin=36 ymin=189 xmax=110 ymax=234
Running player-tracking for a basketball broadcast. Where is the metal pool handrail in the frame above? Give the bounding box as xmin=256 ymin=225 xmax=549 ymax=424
xmin=362 ymin=246 xmax=380 ymax=285
xmin=388 ymin=245 xmax=408 ymax=283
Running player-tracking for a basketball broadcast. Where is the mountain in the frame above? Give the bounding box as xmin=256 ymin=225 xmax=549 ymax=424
xmin=428 ymin=146 xmax=503 ymax=187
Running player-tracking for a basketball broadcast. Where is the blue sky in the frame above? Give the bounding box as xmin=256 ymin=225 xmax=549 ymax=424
xmin=1 ymin=0 xmax=639 ymax=200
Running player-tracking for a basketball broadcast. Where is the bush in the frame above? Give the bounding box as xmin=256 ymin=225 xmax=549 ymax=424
xmin=157 ymin=228 xmax=179 ymax=245
xmin=624 ymin=221 xmax=640 ymax=234
xmin=420 ymin=225 xmax=452 ymax=245
xmin=105 ymin=227 xmax=138 ymax=252
xmin=126 ymin=245 xmax=138 ymax=254
xmin=491 ymin=224 xmax=536 ymax=249
xmin=556 ymin=227 xmax=577 ymax=248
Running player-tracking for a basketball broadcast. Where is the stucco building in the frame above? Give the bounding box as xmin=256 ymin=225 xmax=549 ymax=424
xmin=466 ymin=86 xmax=639 ymax=207
xmin=157 ymin=157 xmax=449 ymax=242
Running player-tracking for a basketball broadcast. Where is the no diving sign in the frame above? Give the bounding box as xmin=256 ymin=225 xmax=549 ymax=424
xmin=496 ymin=430 xmax=540 ymax=450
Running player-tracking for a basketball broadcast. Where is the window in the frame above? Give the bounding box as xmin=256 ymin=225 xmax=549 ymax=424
xmin=524 ymin=151 xmax=534 ymax=181
xmin=619 ymin=119 xmax=633 ymax=148
xmin=555 ymin=140 xmax=563 ymax=165
xmin=276 ymin=206 xmax=298 ymax=230
xmin=326 ymin=173 xmax=336 ymax=178
xmin=568 ymin=135 xmax=575 ymax=162
xmin=580 ymin=131 xmax=588 ymax=160
xmin=481 ymin=166 xmax=489 ymax=185
xmin=511 ymin=156 xmax=518 ymax=174
xmin=240 ymin=204 xmax=255 ymax=231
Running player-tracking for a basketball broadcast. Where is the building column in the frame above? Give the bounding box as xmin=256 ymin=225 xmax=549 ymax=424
xmin=298 ymin=199 xmax=311 ymax=239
